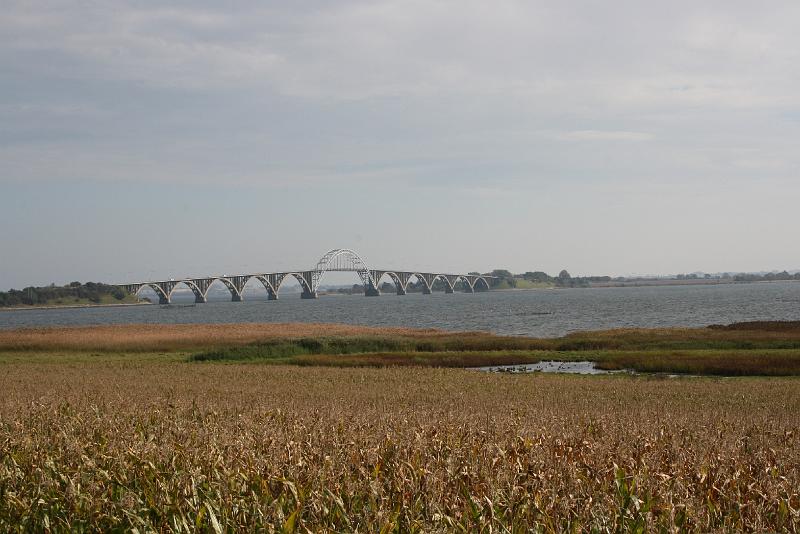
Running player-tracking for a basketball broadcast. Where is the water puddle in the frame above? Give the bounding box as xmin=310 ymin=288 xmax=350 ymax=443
xmin=474 ymin=362 xmax=708 ymax=378
xmin=474 ymin=361 xmax=614 ymax=375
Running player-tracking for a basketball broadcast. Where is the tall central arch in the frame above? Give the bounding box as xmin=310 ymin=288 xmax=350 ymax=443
xmin=311 ymin=248 xmax=378 ymax=295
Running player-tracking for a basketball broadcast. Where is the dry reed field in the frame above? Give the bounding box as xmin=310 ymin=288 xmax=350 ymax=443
xmin=1 ymin=361 xmax=799 ymax=532
xmin=7 ymin=321 xmax=800 ymax=353
xmin=0 ymin=323 xmax=448 ymax=352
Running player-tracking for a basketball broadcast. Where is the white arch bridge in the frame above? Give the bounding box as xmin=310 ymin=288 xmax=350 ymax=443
xmin=120 ymin=249 xmax=495 ymax=304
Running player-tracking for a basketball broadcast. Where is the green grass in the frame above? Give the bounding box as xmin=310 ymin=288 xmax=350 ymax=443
xmin=190 ymin=336 xmax=417 ymax=361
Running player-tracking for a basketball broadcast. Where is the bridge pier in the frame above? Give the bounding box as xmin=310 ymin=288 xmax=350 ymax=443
xmin=159 ymin=295 xmax=170 ymax=305
xmin=463 ymin=285 xmax=474 ymax=294
xmin=395 ymin=286 xmax=407 ymax=296
xmin=301 ymin=290 xmax=318 ymax=299
xmin=444 ymin=286 xmax=454 ymax=294
xmin=422 ymin=286 xmax=432 ymax=295
xmin=231 ymin=294 xmax=242 ymax=302
xmin=268 ymin=290 xmax=278 ymax=300
xmin=365 ymin=284 xmax=380 ymax=297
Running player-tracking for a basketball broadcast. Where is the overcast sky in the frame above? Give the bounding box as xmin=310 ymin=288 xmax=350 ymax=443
xmin=1 ymin=1 xmax=799 ymax=288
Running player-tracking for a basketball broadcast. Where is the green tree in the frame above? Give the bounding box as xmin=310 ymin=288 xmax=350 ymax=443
xmin=488 ymin=269 xmax=516 ymax=288
xmin=524 ymin=271 xmax=552 ymax=283
xmin=111 ymin=288 xmax=126 ymax=301
xmin=555 ymin=270 xmax=572 ymax=288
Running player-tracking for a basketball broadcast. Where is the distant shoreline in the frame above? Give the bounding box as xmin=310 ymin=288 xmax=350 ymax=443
xmin=589 ymin=279 xmax=799 ymax=288
xmin=0 ymin=302 xmax=152 ymax=312
xmin=589 ymin=279 xmax=735 ymax=288
xmin=490 ymin=279 xmax=798 ymax=290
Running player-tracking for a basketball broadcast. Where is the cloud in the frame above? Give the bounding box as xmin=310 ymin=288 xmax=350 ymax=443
xmin=3 ymin=1 xmax=798 ymax=102
xmin=555 ymin=130 xmax=654 ymax=142
xmin=0 ymin=0 xmax=798 ymax=191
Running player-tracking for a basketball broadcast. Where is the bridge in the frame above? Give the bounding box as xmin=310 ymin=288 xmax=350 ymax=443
xmin=120 ymin=248 xmax=494 ymax=304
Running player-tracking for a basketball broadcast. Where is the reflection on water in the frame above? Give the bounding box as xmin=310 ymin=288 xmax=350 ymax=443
xmin=1 ymin=282 xmax=799 ymax=337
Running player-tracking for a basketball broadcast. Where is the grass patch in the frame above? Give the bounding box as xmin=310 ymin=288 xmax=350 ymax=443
xmin=594 ymin=349 xmax=800 ymax=376
xmin=291 ymin=350 xmax=555 ymax=368
xmin=190 ymin=336 xmax=416 ymax=361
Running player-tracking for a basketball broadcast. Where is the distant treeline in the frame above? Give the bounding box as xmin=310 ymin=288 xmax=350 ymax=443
xmin=490 ymin=269 xmax=599 ymax=288
xmin=0 ymin=282 xmax=126 ymax=307
xmin=487 ymin=269 xmax=800 ymax=289
xmin=732 ymin=271 xmax=800 ymax=282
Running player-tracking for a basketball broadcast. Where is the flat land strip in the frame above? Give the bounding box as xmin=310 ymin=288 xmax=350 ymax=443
xmin=1 ymin=322 xmax=799 ymax=530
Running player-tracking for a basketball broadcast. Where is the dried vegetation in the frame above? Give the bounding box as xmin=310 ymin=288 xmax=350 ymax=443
xmin=0 ymin=323 xmax=448 ymax=352
xmin=1 ymin=362 xmax=799 ymax=531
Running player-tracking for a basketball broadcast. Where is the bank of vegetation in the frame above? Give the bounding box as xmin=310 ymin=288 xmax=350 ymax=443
xmin=0 ymin=281 xmax=138 ymax=307
xmin=185 ymin=322 xmax=800 ymax=375
xmin=6 ymin=321 xmax=800 ymax=376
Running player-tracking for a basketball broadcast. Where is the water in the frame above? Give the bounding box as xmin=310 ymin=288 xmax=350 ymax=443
xmin=1 ymin=282 xmax=799 ymax=337
xmin=474 ymin=361 xmax=610 ymax=374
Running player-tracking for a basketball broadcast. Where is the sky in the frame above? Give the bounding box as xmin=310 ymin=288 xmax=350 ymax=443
xmin=1 ymin=0 xmax=799 ymax=289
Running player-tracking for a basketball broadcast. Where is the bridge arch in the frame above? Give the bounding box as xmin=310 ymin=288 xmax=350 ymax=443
xmin=430 ymin=274 xmax=455 ymax=293
xmin=473 ymin=276 xmax=490 ymax=291
xmin=211 ymin=277 xmax=243 ymax=302
xmin=312 ymin=248 xmax=375 ymax=292
xmin=242 ymin=275 xmax=278 ymax=300
xmin=169 ymin=280 xmax=206 ymax=303
xmin=453 ymin=275 xmax=475 ymax=293
xmin=405 ymin=273 xmax=432 ymax=294
xmin=374 ymin=271 xmax=407 ymax=295
xmin=134 ymin=283 xmax=170 ymax=304
xmin=275 ymin=272 xmax=314 ymax=297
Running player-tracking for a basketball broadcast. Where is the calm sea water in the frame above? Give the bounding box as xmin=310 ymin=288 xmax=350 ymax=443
xmin=1 ymin=282 xmax=799 ymax=337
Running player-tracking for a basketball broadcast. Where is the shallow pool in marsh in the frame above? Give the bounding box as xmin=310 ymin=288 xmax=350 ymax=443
xmin=473 ymin=361 xmax=610 ymax=374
